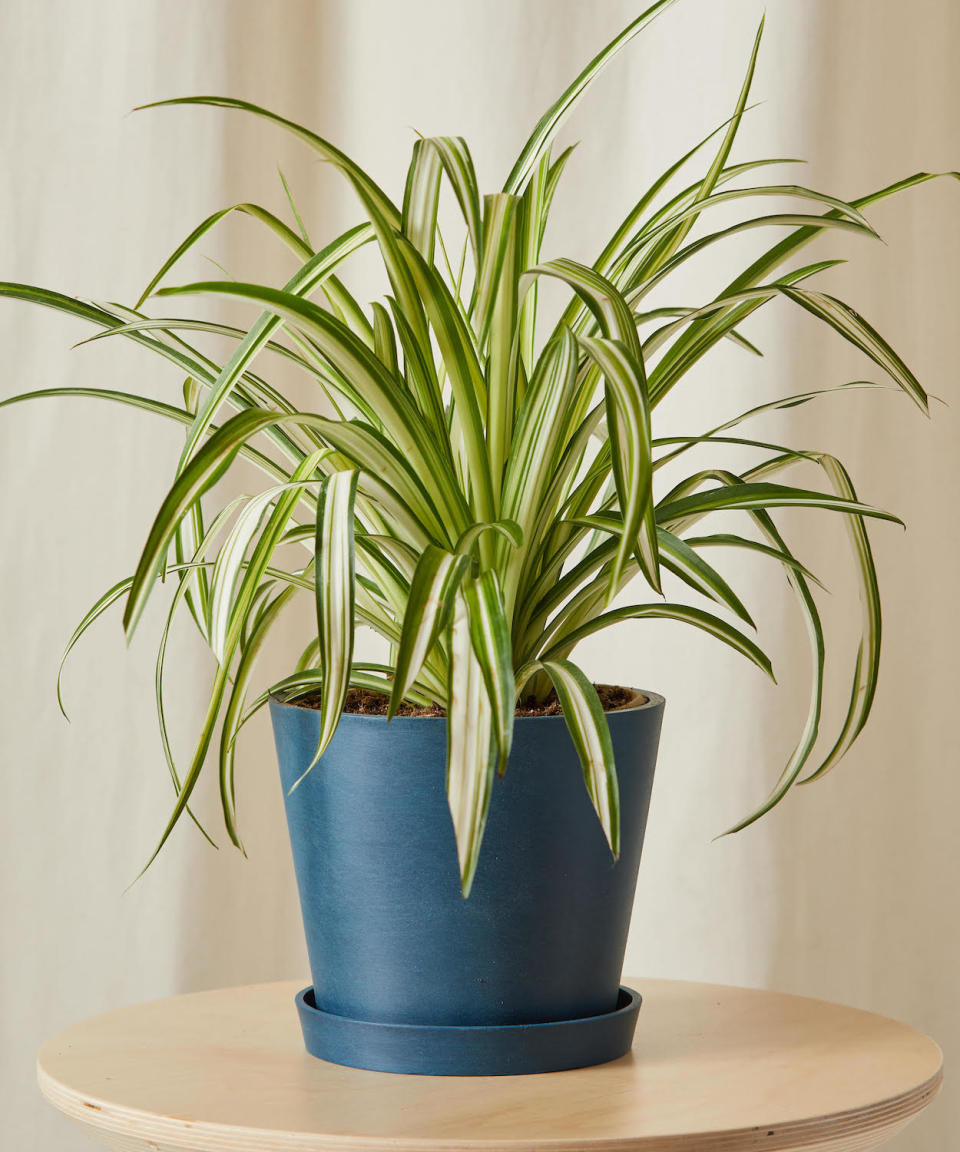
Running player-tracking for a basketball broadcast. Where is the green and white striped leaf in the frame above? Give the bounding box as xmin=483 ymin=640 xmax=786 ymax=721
xmin=138 ymin=96 xmax=400 ymax=225
xmin=578 ymin=334 xmax=659 ymax=595
xmin=639 ymin=262 xmax=848 ymax=357
xmin=305 ymin=469 xmax=359 ymax=778
xmin=647 ymin=173 xmax=958 ymax=408
xmin=266 ymin=665 xmax=437 ymax=713
xmin=160 ymin=223 xmax=373 ymax=466
xmin=371 ymin=302 xmax=399 ymax=377
xmin=657 ymin=482 xmax=903 ymax=530
xmin=208 ymin=466 xmax=325 ymax=664
xmin=624 ymin=185 xmax=872 ymax=277
xmin=123 ymin=408 xmax=273 ymax=637
xmin=395 ymin=237 xmax=495 ymax=525
xmin=656 ymin=468 xmax=826 ymax=836
xmin=500 ymin=327 xmax=579 ymax=608
xmin=543 ymin=603 xmax=774 ymax=681
xmin=464 ymin=571 xmax=515 ymax=769
xmin=136 ymin=201 xmax=312 ymax=308
xmin=681 ymin=533 xmax=825 ymax=588
xmin=627 ymin=212 xmax=875 ymax=314
xmin=778 ymin=287 xmax=928 ymax=412
xmin=477 ymin=194 xmax=523 ymax=487
xmin=154 ymin=557 xmax=227 ymax=848
xmin=278 ymin=167 xmax=312 ymax=248
xmin=629 ymin=18 xmax=763 ymax=283
xmin=657 ymin=528 xmax=754 ymax=626
xmin=389 ymin=545 xmax=472 ymax=718
xmin=156 ymin=279 xmax=468 ymax=535
xmin=798 ymin=455 xmax=881 ymax=783
xmin=538 ymin=659 xmax=620 ymax=857
xmin=518 ymin=150 xmax=553 ymax=374
xmin=721 ymin=513 xmax=825 ymax=834
xmin=402 ymin=138 xmax=443 ymax=263
xmin=446 ymin=594 xmax=496 ymax=896
xmin=0 ymin=289 xmax=310 ymax=477
xmin=455 ymin=519 xmax=523 ymax=556
xmin=652 ymin=381 xmax=893 ymax=472
xmin=219 ymin=586 xmax=297 ymax=841
xmin=424 ymin=135 xmax=483 ymax=264
xmin=525 ymin=258 xmax=641 ymax=356
xmin=174 ymin=378 xmax=212 ymax=639
xmin=503 ymin=0 xmax=677 ymax=193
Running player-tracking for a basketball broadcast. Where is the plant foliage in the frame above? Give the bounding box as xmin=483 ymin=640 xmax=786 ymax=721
xmin=2 ymin=2 xmax=953 ymax=893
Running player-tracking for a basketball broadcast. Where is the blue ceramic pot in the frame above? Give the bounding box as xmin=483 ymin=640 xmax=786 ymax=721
xmin=270 ymin=689 xmax=664 ymax=1037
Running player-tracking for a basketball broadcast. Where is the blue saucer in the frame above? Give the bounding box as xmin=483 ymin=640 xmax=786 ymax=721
xmin=294 ymin=984 xmax=641 ymax=1076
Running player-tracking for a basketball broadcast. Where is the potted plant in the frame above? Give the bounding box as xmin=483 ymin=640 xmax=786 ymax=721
xmin=1 ymin=0 xmax=952 ymax=1075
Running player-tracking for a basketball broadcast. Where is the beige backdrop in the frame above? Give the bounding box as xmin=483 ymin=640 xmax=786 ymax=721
xmin=1 ymin=2 xmax=956 ymax=1149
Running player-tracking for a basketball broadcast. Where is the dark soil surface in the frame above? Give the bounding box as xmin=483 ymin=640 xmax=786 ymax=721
xmin=293 ymin=683 xmax=643 ymax=718
xmin=516 ymin=683 xmax=638 ymax=716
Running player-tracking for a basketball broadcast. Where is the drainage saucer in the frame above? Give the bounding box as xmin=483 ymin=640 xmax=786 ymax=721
xmin=295 ymin=984 xmax=641 ymax=1076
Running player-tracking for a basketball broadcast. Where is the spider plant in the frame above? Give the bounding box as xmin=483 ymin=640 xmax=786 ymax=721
xmin=1 ymin=0 xmax=952 ymax=895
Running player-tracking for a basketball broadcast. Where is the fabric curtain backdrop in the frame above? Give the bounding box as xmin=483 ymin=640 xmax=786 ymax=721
xmin=1 ymin=2 xmax=956 ymax=1149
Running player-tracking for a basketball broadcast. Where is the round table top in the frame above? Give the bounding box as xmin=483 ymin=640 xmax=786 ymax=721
xmin=37 ymin=978 xmax=942 ymax=1152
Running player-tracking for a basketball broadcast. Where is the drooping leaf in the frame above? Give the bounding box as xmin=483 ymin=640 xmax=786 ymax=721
xmin=538 ymin=659 xmax=620 ymax=857
xmin=543 ymin=603 xmax=774 ymax=681
xmin=578 ymin=334 xmax=659 ymax=595
xmin=298 ymin=470 xmax=359 ymax=783
xmin=798 ymin=455 xmax=881 ymax=783
xmin=389 ymin=545 xmax=471 ymax=717
xmin=136 ymin=201 xmax=312 ymax=308
xmin=464 ymin=571 xmax=516 ymax=770
xmin=657 ymin=528 xmax=754 ymax=626
xmin=657 ymin=481 xmax=903 ymax=530
xmin=446 ymin=594 xmax=496 ymax=896
xmin=137 ymin=96 xmax=400 ymax=224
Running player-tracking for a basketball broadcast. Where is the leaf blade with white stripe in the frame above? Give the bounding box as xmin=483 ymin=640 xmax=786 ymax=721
xmin=539 ymin=659 xmax=620 ymax=857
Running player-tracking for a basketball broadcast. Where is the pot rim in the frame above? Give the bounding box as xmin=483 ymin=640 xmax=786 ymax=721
xmin=269 ymin=684 xmax=665 ymax=722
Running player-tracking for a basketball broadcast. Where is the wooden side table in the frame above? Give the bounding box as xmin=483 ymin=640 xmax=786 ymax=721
xmin=37 ymin=978 xmax=942 ymax=1152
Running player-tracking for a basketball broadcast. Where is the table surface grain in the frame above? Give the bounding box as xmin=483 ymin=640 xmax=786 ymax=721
xmin=37 ymin=977 xmax=942 ymax=1152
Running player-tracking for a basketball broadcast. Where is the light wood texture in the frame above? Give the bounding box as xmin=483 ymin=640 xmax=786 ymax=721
xmin=37 ymin=978 xmax=942 ymax=1152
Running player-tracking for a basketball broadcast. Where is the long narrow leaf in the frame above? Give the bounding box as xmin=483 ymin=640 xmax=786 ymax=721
xmin=138 ymin=96 xmax=400 ymax=225
xmin=503 ymin=0 xmax=677 ymax=193
xmin=657 ymin=481 xmax=903 ymax=529
xmin=544 ymin=603 xmax=774 ymax=680
xmin=464 ymin=571 xmax=515 ymax=770
xmin=305 ymin=470 xmax=359 ymax=776
xmin=579 ymin=334 xmax=659 ymax=595
xmin=799 ymin=455 xmax=881 ymax=782
xmin=136 ymin=201 xmax=311 ymax=308
xmin=657 ymin=528 xmax=754 ymax=626
xmin=389 ymin=545 xmax=471 ymax=717
xmin=539 ymin=659 xmax=620 ymax=857
xmin=446 ymin=594 xmax=496 ymax=896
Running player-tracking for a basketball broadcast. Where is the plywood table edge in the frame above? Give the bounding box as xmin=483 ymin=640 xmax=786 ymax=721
xmin=36 ymin=1050 xmax=944 ymax=1152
